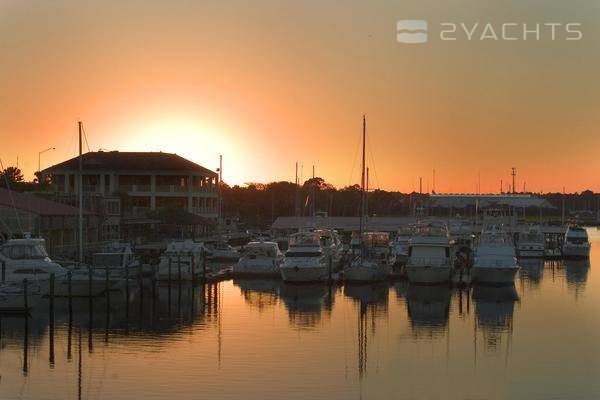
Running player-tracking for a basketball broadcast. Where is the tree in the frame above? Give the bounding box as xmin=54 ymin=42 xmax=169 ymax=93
xmin=0 ymin=166 xmax=24 ymax=185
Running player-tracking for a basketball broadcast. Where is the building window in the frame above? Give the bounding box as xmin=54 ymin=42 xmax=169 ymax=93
xmin=105 ymin=199 xmax=121 ymax=216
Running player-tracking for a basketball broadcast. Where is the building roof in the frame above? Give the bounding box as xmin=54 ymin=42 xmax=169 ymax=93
xmin=427 ymin=194 xmax=555 ymax=209
xmin=0 ymin=188 xmax=89 ymax=216
xmin=272 ymin=216 xmax=418 ymax=232
xmin=42 ymin=151 xmax=217 ymax=176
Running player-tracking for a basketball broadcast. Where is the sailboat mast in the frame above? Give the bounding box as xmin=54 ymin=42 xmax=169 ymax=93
xmin=359 ymin=115 xmax=366 ymax=234
xmin=78 ymin=121 xmax=83 ymax=264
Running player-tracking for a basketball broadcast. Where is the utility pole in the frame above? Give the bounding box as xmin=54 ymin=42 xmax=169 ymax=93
xmin=511 ymin=167 xmax=516 ymax=194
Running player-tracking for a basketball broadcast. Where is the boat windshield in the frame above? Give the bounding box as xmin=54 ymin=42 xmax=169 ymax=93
xmin=289 ymin=233 xmax=320 ymax=247
xmin=1 ymin=244 xmax=49 ymax=260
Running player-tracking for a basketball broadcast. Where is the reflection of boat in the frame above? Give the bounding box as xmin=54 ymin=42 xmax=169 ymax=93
xmin=406 ymin=223 xmax=452 ymax=284
xmin=233 ymin=278 xmax=281 ymax=310
xmin=562 ymin=226 xmax=591 ymax=259
xmin=234 ymin=241 xmax=282 ymax=277
xmin=279 ymin=283 xmax=333 ymax=327
xmin=518 ymin=258 xmax=544 ymax=286
xmin=344 ymin=282 xmax=388 ymax=307
xmin=472 ymin=284 xmax=519 ymax=330
xmin=405 ymin=285 xmax=451 ymax=334
xmin=564 ymin=259 xmax=590 ymax=296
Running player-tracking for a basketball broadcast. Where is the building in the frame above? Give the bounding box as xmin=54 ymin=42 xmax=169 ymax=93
xmin=0 ymin=188 xmax=99 ymax=256
xmin=41 ymin=151 xmax=219 ymax=242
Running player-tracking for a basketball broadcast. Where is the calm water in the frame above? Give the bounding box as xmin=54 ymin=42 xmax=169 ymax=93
xmin=2 ymin=231 xmax=600 ymax=400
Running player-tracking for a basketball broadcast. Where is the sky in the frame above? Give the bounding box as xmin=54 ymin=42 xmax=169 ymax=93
xmin=1 ymin=0 xmax=599 ymax=193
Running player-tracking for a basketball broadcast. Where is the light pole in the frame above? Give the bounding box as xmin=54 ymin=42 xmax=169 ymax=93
xmin=38 ymin=147 xmax=55 ymax=178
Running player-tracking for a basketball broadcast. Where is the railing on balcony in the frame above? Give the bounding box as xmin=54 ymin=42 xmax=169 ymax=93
xmin=119 ymin=184 xmax=151 ymax=192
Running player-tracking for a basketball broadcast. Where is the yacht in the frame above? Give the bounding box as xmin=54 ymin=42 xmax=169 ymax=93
xmin=0 ymin=238 xmax=109 ymax=296
xmin=92 ymin=242 xmax=142 ymax=278
xmin=562 ymin=225 xmax=591 ymax=259
xmin=345 ymin=232 xmax=393 ymax=282
xmin=280 ymin=231 xmax=328 ymax=282
xmin=405 ymin=223 xmax=453 ymax=284
xmin=472 ymin=224 xmax=520 ymax=285
xmin=156 ymin=240 xmax=205 ymax=281
xmin=204 ymin=240 xmax=240 ymax=263
xmin=234 ymin=241 xmax=283 ymax=277
xmin=517 ymin=225 xmax=545 ymax=258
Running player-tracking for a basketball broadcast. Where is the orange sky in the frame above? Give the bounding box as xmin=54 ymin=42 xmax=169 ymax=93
xmin=1 ymin=1 xmax=599 ymax=192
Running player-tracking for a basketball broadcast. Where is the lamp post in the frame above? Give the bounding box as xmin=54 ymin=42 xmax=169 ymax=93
xmin=38 ymin=147 xmax=55 ymax=179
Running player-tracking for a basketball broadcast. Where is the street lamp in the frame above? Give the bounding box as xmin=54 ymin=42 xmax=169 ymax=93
xmin=38 ymin=147 xmax=55 ymax=177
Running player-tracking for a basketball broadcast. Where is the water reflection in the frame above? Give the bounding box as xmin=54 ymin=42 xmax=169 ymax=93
xmin=279 ymin=283 xmax=337 ymax=329
xmin=472 ymin=284 xmax=519 ymax=353
xmin=518 ymin=258 xmax=544 ymax=288
xmin=405 ymin=285 xmax=451 ymax=338
xmin=564 ymin=259 xmax=590 ymax=298
xmin=233 ymin=278 xmax=281 ymax=311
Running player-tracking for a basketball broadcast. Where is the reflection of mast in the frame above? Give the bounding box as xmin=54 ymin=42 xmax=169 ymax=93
xmin=357 ymin=304 xmax=368 ymax=379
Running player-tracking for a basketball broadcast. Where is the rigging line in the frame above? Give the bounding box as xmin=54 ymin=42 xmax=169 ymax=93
xmin=0 ymin=158 xmax=24 ymax=236
xmin=82 ymin=125 xmax=91 ymax=153
xmin=347 ymin=124 xmax=362 ymax=187
xmin=366 ymin=134 xmax=381 ymax=190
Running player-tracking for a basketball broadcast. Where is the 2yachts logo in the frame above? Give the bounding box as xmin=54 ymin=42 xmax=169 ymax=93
xmin=397 ymin=21 xmax=583 ymax=43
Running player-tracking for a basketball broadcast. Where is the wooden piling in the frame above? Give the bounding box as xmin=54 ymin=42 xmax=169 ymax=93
xmin=168 ymin=257 xmax=172 ymax=285
xmin=23 ymin=278 xmax=28 ymax=310
xmin=177 ymin=256 xmax=182 ymax=282
xmin=49 ymin=273 xmax=55 ymax=367
xmin=1 ymin=260 xmax=5 ymax=282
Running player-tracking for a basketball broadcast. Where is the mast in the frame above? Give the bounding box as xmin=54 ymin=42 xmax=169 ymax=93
xmin=359 ymin=115 xmax=366 ymax=235
xmin=78 ymin=121 xmax=83 ymax=264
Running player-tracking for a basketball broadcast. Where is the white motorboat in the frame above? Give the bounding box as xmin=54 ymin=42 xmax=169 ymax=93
xmin=92 ymin=242 xmax=143 ymax=278
xmin=0 ymin=238 xmax=109 ymax=297
xmin=156 ymin=240 xmax=205 ymax=281
xmin=517 ymin=225 xmax=545 ymax=258
xmin=472 ymin=224 xmax=520 ymax=285
xmin=562 ymin=225 xmax=591 ymax=259
xmin=204 ymin=240 xmax=240 ymax=263
xmin=234 ymin=241 xmax=283 ymax=276
xmin=345 ymin=232 xmax=393 ymax=282
xmin=280 ymin=231 xmax=328 ymax=282
xmin=405 ymin=223 xmax=452 ymax=284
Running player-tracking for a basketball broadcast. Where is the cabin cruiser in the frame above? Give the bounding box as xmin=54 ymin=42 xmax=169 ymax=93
xmin=472 ymin=224 xmax=520 ymax=285
xmin=280 ymin=231 xmax=328 ymax=282
xmin=562 ymin=225 xmax=591 ymax=259
xmin=234 ymin=241 xmax=283 ymax=276
xmin=517 ymin=225 xmax=545 ymax=258
xmin=92 ymin=242 xmax=142 ymax=278
xmin=0 ymin=238 xmax=109 ymax=296
xmin=204 ymin=240 xmax=240 ymax=263
xmin=391 ymin=227 xmax=413 ymax=266
xmin=345 ymin=232 xmax=393 ymax=282
xmin=405 ymin=223 xmax=453 ymax=284
xmin=156 ymin=240 xmax=205 ymax=281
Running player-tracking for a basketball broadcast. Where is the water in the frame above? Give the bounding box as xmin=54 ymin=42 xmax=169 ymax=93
xmin=2 ymin=231 xmax=600 ymax=400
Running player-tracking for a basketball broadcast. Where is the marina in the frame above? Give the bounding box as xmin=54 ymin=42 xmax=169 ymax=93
xmin=0 ymin=229 xmax=598 ymax=400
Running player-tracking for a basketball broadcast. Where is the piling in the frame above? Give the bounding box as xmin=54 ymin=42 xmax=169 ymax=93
xmin=49 ymin=273 xmax=55 ymax=367
xmin=23 ymin=278 xmax=28 ymax=310
xmin=177 ymin=255 xmax=182 ymax=282
xmin=88 ymin=265 xmax=93 ymax=298
xmin=191 ymin=254 xmax=196 ymax=282
xmin=168 ymin=257 xmax=172 ymax=285
xmin=67 ymin=271 xmax=73 ymax=361
xmin=1 ymin=260 xmax=5 ymax=282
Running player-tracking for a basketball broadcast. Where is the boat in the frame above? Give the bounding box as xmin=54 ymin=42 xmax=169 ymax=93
xmin=562 ymin=225 xmax=591 ymax=259
xmin=472 ymin=224 xmax=520 ymax=285
xmin=92 ymin=242 xmax=143 ymax=278
xmin=517 ymin=225 xmax=545 ymax=258
xmin=156 ymin=240 xmax=205 ymax=281
xmin=405 ymin=222 xmax=452 ymax=284
xmin=345 ymin=232 xmax=393 ymax=282
xmin=0 ymin=237 xmax=109 ymax=296
xmin=343 ymin=117 xmax=393 ymax=283
xmin=204 ymin=240 xmax=240 ymax=263
xmin=314 ymin=229 xmax=344 ymax=265
xmin=234 ymin=241 xmax=283 ymax=277
xmin=391 ymin=226 xmax=412 ymax=266
xmin=280 ymin=231 xmax=328 ymax=282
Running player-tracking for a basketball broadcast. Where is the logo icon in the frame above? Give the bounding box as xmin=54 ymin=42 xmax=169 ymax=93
xmin=397 ymin=20 xmax=428 ymax=43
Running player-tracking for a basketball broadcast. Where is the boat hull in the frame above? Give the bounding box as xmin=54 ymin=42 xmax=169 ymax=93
xmin=280 ymin=265 xmax=328 ymax=282
xmin=472 ymin=266 xmax=519 ymax=285
xmin=406 ymin=265 xmax=451 ymax=284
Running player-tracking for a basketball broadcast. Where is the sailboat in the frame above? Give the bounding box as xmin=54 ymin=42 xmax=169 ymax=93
xmin=344 ymin=116 xmax=393 ymax=282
